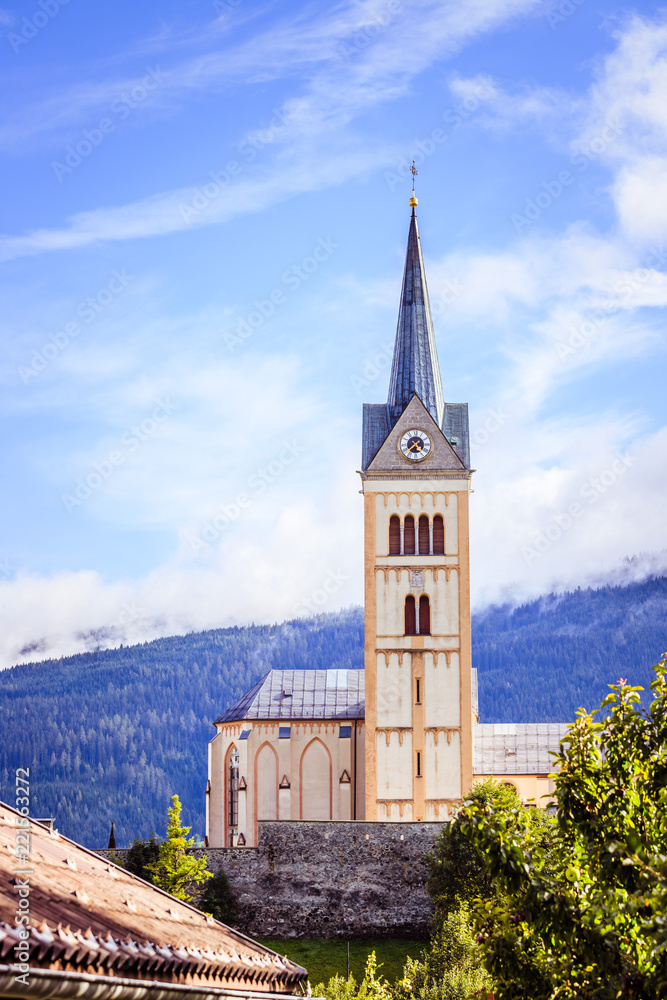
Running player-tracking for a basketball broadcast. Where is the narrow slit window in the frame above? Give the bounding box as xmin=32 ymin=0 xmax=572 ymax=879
xmin=404 ymin=595 xmax=416 ymax=635
xmin=433 ymin=514 xmax=445 ymax=555
xmin=418 ymin=515 xmax=430 ymax=555
xmin=416 ymin=679 xmax=421 ymax=704
xmin=404 ymin=515 xmax=415 ymax=555
xmin=416 ymin=752 xmax=421 ymax=777
xmin=389 ymin=514 xmax=401 ymax=556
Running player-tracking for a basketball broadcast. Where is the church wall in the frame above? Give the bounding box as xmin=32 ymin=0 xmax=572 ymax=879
xmin=474 ymin=773 xmax=557 ymax=806
xmin=423 ymin=652 xmax=460 ymax=728
xmin=207 ymin=735 xmax=223 ymax=848
xmin=376 ymin=729 xmax=413 ymax=802
xmin=207 ymin=720 xmax=365 ymax=847
xmin=98 ymin=820 xmax=443 ymax=939
xmin=376 ymin=652 xmax=411 ymax=727
xmin=364 ymin=463 xmax=472 ymax=822
xmin=424 ymin=730 xmax=461 ymax=801
xmin=430 ymin=569 xmax=459 ymax=635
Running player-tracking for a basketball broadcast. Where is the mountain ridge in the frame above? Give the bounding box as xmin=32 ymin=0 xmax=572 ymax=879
xmin=2 ymin=577 xmax=666 ymax=847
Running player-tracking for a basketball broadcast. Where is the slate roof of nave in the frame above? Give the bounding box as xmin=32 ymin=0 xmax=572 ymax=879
xmin=218 ymin=671 xmax=569 ymax=775
xmin=217 ymin=669 xmax=365 ymax=722
xmin=474 ymin=723 xmax=570 ymax=775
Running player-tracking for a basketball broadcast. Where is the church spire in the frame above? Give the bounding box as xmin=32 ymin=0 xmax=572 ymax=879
xmin=386 ymin=186 xmax=445 ymax=428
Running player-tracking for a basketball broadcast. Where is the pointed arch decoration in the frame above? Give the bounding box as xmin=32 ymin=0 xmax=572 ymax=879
xmin=254 ymin=741 xmax=279 ymax=843
xmin=299 ymin=737 xmax=333 ymax=820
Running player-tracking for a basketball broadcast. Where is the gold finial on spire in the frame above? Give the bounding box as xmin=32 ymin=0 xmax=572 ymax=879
xmin=409 ymin=159 xmax=418 ymax=207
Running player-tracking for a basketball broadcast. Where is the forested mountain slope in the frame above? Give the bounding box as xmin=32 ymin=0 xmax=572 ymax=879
xmin=473 ymin=576 xmax=667 ymax=721
xmin=1 ymin=578 xmax=665 ymax=847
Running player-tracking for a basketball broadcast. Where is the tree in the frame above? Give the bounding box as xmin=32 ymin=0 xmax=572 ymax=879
xmin=148 ymin=795 xmax=213 ymax=902
xmin=426 ymin=779 xmax=523 ymax=927
xmin=458 ymin=652 xmax=667 ymax=999
xmin=124 ymin=832 xmax=162 ymax=883
xmin=198 ymin=867 xmax=238 ymax=925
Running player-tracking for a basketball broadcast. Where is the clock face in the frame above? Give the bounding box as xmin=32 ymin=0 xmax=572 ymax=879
xmin=400 ymin=429 xmax=432 ymax=462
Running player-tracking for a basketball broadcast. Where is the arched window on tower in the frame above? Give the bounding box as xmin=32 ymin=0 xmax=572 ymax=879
xmin=389 ymin=515 xmax=401 ymax=556
xmin=404 ymin=595 xmax=416 ymax=635
xmin=404 ymin=514 xmax=416 ymax=555
xmin=418 ymin=515 xmax=430 ymax=555
xmin=419 ymin=595 xmax=431 ymax=635
xmin=433 ymin=514 xmax=445 ymax=555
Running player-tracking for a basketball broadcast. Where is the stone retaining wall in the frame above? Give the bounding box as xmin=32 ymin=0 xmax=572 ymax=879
xmin=97 ymin=820 xmax=443 ymax=939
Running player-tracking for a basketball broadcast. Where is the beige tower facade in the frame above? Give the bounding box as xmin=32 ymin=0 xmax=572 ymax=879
xmin=360 ymin=197 xmax=474 ymax=822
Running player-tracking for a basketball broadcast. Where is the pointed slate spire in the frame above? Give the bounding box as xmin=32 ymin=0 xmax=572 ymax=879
xmin=386 ymin=197 xmax=444 ymax=428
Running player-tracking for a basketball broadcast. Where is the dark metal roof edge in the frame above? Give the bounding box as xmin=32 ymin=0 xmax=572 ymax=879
xmin=0 ymin=963 xmax=308 ymax=1000
xmin=216 ymin=672 xmax=272 ymax=723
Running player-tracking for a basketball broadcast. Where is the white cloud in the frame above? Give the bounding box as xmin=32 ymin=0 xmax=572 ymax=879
xmin=0 ymin=448 xmax=363 ymax=669
xmin=471 ymin=421 xmax=667 ymax=609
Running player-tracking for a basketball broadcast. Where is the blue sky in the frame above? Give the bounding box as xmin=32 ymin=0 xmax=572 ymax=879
xmin=2 ymin=0 xmax=667 ymax=667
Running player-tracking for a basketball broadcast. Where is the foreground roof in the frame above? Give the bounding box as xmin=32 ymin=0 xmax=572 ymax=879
xmin=0 ymin=801 xmax=306 ymax=999
xmin=473 ymin=723 xmax=569 ymax=775
xmin=218 ymin=669 xmax=365 ymax=723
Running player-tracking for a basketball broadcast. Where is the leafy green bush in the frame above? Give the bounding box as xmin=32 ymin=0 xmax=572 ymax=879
xmin=459 ymin=652 xmax=667 ymax=998
xmin=426 ymin=779 xmax=521 ymax=927
xmin=393 ymin=909 xmax=491 ymax=1000
xmin=312 ymin=952 xmax=392 ymax=1000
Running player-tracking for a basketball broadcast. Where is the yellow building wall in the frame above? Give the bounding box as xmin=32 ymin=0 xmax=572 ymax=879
xmin=474 ymin=773 xmax=557 ymax=808
xmin=206 ymin=720 xmax=365 ymax=847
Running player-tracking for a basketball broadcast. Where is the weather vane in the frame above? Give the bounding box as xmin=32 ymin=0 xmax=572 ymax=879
xmin=409 ymin=159 xmax=419 ymax=208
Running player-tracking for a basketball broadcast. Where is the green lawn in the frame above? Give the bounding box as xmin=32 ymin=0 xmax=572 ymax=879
xmin=258 ymin=938 xmax=426 ymax=986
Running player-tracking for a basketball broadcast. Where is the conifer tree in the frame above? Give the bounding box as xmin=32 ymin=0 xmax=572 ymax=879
xmin=148 ymin=795 xmax=212 ymax=902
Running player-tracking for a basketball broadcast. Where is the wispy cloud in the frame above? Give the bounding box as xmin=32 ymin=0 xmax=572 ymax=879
xmin=0 ymin=0 xmax=542 ymax=259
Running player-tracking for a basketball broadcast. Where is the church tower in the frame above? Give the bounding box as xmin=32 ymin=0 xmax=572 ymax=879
xmin=360 ymin=189 xmax=474 ymax=822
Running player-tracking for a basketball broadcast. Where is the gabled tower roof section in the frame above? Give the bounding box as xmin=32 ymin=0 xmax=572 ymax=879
xmin=386 ymin=207 xmax=445 ymax=428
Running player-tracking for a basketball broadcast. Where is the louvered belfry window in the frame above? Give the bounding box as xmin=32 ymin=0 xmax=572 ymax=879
xmin=405 ymin=595 xmax=416 ymax=635
xmin=404 ymin=515 xmax=416 ymax=555
xmin=418 ymin=515 xmax=430 ymax=555
xmin=389 ymin=514 xmax=401 ymax=555
xmin=419 ymin=595 xmax=431 ymax=635
xmin=433 ymin=514 xmax=445 ymax=555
